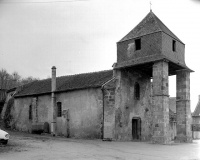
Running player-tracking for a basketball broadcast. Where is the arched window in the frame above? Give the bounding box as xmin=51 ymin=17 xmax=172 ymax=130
xmin=135 ymin=82 xmax=140 ymax=100
xmin=57 ymin=102 xmax=62 ymax=117
xmin=29 ymin=105 xmax=32 ymax=120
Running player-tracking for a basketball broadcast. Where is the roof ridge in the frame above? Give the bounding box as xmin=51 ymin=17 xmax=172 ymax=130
xmin=57 ymin=69 xmax=112 ymax=79
xmin=22 ymin=70 xmax=113 ymax=83
xmin=14 ymin=69 xmax=113 ymax=98
xmin=118 ymin=11 xmax=162 ymax=43
xmin=118 ymin=13 xmax=147 ymax=42
xmin=151 ymin=12 xmax=184 ymax=44
xmin=151 ymin=11 xmax=162 ymax=33
xmin=118 ymin=11 xmax=183 ymax=44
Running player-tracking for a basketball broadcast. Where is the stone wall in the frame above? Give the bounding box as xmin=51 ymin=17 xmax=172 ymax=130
xmin=114 ymin=69 xmax=152 ymax=141
xmin=103 ymin=79 xmax=116 ymax=140
xmin=117 ymin=32 xmax=162 ymax=63
xmin=152 ymin=61 xmax=171 ymax=144
xmin=162 ymin=33 xmax=185 ymax=65
xmin=176 ymin=70 xmax=192 ymax=142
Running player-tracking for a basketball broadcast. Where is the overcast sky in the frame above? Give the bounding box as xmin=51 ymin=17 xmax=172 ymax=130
xmin=0 ymin=0 xmax=200 ymax=111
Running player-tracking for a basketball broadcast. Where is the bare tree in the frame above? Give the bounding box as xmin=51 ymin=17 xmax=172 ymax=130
xmin=0 ymin=68 xmax=39 ymax=89
xmin=0 ymin=69 xmax=9 ymax=89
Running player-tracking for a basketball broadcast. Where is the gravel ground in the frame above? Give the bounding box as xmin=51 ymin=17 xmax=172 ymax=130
xmin=0 ymin=130 xmax=200 ymax=160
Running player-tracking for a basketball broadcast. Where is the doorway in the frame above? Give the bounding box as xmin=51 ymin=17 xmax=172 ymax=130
xmin=132 ymin=118 xmax=141 ymax=140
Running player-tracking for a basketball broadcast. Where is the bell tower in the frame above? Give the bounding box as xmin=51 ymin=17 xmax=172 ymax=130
xmin=114 ymin=11 xmax=193 ymax=144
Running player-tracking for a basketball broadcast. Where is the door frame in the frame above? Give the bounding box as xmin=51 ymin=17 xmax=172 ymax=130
xmin=132 ymin=117 xmax=141 ymax=140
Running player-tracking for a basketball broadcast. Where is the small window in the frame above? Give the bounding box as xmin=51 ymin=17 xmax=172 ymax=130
xmin=134 ymin=82 xmax=140 ymax=100
xmin=135 ymin=39 xmax=141 ymax=51
xmin=172 ymin=40 xmax=176 ymax=52
xmin=29 ymin=105 xmax=32 ymax=120
xmin=57 ymin=102 xmax=62 ymax=117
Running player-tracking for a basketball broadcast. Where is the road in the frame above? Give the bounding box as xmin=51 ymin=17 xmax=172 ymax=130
xmin=0 ymin=130 xmax=200 ymax=160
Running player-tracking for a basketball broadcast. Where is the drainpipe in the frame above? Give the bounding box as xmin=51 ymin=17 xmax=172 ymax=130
xmin=51 ymin=66 xmax=56 ymax=136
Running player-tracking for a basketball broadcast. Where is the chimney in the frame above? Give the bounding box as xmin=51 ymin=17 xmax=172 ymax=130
xmin=51 ymin=66 xmax=56 ymax=136
xmin=51 ymin=66 xmax=56 ymax=92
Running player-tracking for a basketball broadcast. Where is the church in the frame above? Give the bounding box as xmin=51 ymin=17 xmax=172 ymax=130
xmin=4 ymin=11 xmax=193 ymax=144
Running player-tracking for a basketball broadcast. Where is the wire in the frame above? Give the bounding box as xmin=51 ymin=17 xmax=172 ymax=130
xmin=0 ymin=0 xmax=89 ymax=4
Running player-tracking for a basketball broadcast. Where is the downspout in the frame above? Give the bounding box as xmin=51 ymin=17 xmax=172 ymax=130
xmin=51 ymin=66 xmax=56 ymax=136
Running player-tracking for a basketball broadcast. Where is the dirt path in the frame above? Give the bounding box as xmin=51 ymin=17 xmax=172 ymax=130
xmin=1 ymin=130 xmax=200 ymax=160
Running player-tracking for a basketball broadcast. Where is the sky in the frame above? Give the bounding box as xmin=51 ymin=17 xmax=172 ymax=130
xmin=0 ymin=0 xmax=200 ymax=111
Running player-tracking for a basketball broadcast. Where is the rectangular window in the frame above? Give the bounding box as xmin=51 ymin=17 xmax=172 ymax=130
xmin=57 ymin=102 xmax=62 ymax=117
xmin=135 ymin=39 xmax=141 ymax=51
xmin=29 ymin=105 xmax=32 ymax=120
xmin=172 ymin=40 xmax=176 ymax=52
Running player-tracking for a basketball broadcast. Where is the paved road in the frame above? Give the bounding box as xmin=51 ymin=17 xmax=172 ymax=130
xmin=0 ymin=130 xmax=200 ymax=160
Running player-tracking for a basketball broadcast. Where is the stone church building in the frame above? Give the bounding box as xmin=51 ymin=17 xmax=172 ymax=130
xmin=5 ymin=11 xmax=193 ymax=144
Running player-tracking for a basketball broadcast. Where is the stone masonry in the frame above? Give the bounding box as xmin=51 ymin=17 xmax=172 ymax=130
xmin=176 ymin=70 xmax=192 ymax=142
xmin=152 ymin=61 xmax=170 ymax=144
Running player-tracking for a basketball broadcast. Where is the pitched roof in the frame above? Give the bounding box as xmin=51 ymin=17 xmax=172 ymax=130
xmin=193 ymin=97 xmax=200 ymax=116
xmin=15 ymin=70 xmax=113 ymax=98
xmin=119 ymin=11 xmax=183 ymax=44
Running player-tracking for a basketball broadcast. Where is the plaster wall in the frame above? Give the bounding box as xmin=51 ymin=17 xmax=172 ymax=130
xmin=12 ymin=88 xmax=103 ymax=139
xmin=55 ymin=88 xmax=103 ymax=139
xmin=12 ymin=95 xmax=51 ymax=132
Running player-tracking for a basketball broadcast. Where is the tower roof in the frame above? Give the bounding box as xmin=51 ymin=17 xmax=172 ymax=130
xmin=119 ymin=11 xmax=183 ymax=44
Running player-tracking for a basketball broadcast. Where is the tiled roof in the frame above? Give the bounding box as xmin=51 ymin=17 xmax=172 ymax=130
xmin=119 ymin=11 xmax=183 ymax=44
xmin=193 ymin=98 xmax=200 ymax=116
xmin=15 ymin=70 xmax=113 ymax=98
xmin=114 ymin=54 xmax=193 ymax=74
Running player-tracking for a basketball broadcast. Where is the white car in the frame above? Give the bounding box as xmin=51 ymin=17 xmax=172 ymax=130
xmin=0 ymin=129 xmax=9 ymax=144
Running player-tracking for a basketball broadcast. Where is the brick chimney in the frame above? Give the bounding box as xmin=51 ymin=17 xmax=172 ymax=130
xmin=51 ymin=66 xmax=56 ymax=135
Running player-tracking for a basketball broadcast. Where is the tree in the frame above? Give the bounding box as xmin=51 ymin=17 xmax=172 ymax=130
xmin=0 ymin=68 xmax=39 ymax=89
xmin=0 ymin=69 xmax=9 ymax=89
